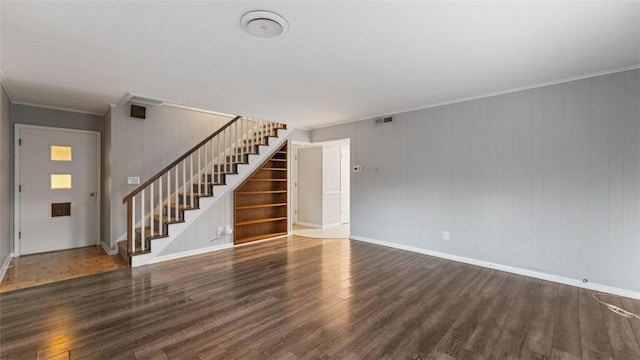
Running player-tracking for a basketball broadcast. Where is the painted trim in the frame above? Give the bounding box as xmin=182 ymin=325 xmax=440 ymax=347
xmin=11 ymin=101 xmax=104 ymax=116
xmin=294 ymin=221 xmax=322 ymax=229
xmin=148 ymin=243 xmax=233 ymax=264
xmin=311 ymin=64 xmax=640 ymax=130
xmin=14 ymin=124 xmax=102 ymax=256
xmin=0 ymin=71 xmax=14 ymax=101
xmin=350 ymin=235 xmax=640 ymax=300
xmin=322 ymin=222 xmax=343 ymax=229
xmin=0 ymin=252 xmax=14 ymax=285
xmin=113 ymin=91 xmax=237 ymax=118
xmin=101 ymin=242 xmax=118 ymax=256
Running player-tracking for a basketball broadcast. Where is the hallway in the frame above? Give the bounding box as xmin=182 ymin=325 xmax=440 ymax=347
xmin=0 ymin=246 xmax=127 ymax=293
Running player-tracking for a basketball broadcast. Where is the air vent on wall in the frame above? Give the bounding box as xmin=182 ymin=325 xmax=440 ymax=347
xmin=374 ymin=116 xmax=394 ymax=126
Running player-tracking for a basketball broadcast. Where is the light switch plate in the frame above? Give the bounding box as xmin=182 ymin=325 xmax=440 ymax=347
xmin=127 ymin=176 xmax=140 ymax=185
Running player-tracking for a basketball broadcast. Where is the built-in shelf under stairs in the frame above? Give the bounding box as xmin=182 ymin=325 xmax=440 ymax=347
xmin=117 ymin=116 xmax=288 ymax=266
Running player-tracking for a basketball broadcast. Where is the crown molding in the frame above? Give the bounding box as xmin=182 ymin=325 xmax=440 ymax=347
xmin=112 ymin=92 xmax=236 ymax=118
xmin=311 ymin=64 xmax=640 ymax=130
xmin=11 ymin=101 xmax=104 ymax=116
xmin=0 ymin=71 xmax=14 ymax=101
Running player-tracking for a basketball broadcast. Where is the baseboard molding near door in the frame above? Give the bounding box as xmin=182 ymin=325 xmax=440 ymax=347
xmin=147 ymin=243 xmax=234 ymax=264
xmin=0 ymin=252 xmax=14 ymax=284
xmin=101 ymin=242 xmax=118 ymax=256
xmin=350 ymin=235 xmax=640 ymax=300
xmin=294 ymin=221 xmax=322 ymax=228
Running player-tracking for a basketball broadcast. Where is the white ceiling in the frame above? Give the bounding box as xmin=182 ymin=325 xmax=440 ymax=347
xmin=1 ymin=1 xmax=638 ymax=129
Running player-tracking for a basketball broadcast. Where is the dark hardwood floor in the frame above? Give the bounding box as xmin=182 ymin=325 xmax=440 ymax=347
xmin=1 ymin=236 xmax=639 ymax=359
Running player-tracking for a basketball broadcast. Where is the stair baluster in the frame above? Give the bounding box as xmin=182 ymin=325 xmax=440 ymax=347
xmin=122 ymin=116 xmax=286 ymax=263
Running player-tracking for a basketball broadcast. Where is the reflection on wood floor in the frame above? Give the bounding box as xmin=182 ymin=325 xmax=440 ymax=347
xmin=1 ymin=236 xmax=639 ymax=359
xmin=0 ymin=246 xmax=127 ymax=293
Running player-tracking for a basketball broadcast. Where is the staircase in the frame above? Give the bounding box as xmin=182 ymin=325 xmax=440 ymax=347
xmin=118 ymin=116 xmax=288 ymax=266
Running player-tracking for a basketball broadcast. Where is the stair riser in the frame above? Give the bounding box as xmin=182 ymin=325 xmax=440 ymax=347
xmin=177 ymin=195 xmax=198 ymax=207
xmin=164 ymin=206 xmax=184 ymax=219
xmin=225 ymin=154 xmax=248 ymax=164
xmin=193 ymin=183 xmax=214 ymax=194
xmin=204 ymin=173 xmax=226 ymax=184
xmin=212 ymin=164 xmax=237 ymax=173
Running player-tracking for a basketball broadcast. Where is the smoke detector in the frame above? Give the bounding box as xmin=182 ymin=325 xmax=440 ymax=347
xmin=241 ymin=11 xmax=289 ymax=38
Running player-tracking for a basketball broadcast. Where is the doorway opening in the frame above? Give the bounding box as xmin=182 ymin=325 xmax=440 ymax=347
xmin=291 ymin=139 xmax=350 ymax=239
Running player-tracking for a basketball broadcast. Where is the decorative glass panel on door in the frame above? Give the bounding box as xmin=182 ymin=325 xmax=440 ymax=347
xmin=51 ymin=145 xmax=72 ymax=161
xmin=51 ymin=174 xmax=72 ymax=189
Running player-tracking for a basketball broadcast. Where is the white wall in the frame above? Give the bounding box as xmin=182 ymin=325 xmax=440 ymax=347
xmin=107 ymin=104 xmax=231 ymax=248
xmin=0 ymin=82 xmax=12 ymax=269
xmin=158 ymin=192 xmax=233 ymax=255
xmin=312 ymin=69 xmax=640 ymax=293
xmin=297 ymin=146 xmax=323 ymax=225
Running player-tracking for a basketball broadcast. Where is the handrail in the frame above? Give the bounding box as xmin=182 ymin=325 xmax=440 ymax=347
xmin=123 ymin=115 xmax=241 ymax=203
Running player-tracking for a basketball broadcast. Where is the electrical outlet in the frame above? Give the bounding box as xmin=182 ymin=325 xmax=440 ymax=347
xmin=442 ymin=231 xmax=450 ymax=241
xmin=216 ymin=226 xmax=223 ymax=235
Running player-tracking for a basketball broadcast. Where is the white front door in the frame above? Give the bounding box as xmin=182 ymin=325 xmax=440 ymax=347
xmin=16 ymin=125 xmax=100 ymax=255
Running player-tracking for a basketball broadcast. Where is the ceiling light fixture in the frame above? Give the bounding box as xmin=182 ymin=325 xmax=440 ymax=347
xmin=240 ymin=10 xmax=289 ymax=38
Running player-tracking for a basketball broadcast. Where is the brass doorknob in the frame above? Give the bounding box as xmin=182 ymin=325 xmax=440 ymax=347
xmin=90 ymin=192 xmax=96 ymax=197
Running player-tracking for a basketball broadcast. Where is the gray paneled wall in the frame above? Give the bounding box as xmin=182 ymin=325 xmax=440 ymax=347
xmin=108 ymin=104 xmax=232 ymax=247
xmin=11 ymin=104 xmax=104 ymax=132
xmin=0 ymin=84 xmax=12 ymax=267
xmin=159 ymin=192 xmax=233 ymax=255
xmin=312 ymin=69 xmax=640 ymax=292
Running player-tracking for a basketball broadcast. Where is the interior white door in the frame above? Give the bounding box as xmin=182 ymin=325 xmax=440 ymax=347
xmin=18 ymin=126 xmax=99 ymax=255
xmin=340 ymin=146 xmax=350 ymax=224
xmin=292 ymin=148 xmax=298 ymax=223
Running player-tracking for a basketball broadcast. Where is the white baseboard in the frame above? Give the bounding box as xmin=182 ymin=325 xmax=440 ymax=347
xmin=294 ymin=221 xmax=322 ymax=228
xmin=350 ymin=235 xmax=640 ymax=300
xmin=0 ymin=252 xmax=14 ymax=284
xmin=322 ymin=222 xmax=343 ymax=229
xmin=147 ymin=243 xmax=234 ymax=264
xmin=101 ymin=242 xmax=118 ymax=255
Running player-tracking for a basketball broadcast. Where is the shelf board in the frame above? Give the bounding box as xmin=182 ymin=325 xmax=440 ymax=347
xmin=261 ymin=168 xmax=287 ymax=171
xmin=236 ymin=190 xmax=287 ymax=195
xmin=235 ymin=232 xmax=288 ymax=244
xmin=236 ymin=217 xmax=287 ymax=226
xmin=235 ymin=203 xmax=287 ymax=210
xmin=269 ymin=159 xmax=287 ymax=162
xmin=248 ymin=179 xmax=287 ymax=182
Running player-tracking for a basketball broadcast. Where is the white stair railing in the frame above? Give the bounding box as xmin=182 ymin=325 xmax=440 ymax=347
xmin=122 ymin=116 xmax=285 ymax=257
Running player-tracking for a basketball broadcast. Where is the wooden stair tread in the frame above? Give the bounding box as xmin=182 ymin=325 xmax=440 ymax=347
xmin=152 ymin=214 xmax=185 ymax=224
xmin=248 ymin=179 xmax=287 ymax=182
xmin=135 ymin=226 xmax=167 ymax=238
xmin=117 ymin=241 xmax=152 ymax=255
xmin=167 ymin=204 xmax=198 ymax=211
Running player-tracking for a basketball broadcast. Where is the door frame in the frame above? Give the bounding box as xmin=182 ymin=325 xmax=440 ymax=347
xmin=13 ymin=124 xmax=101 ymax=257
